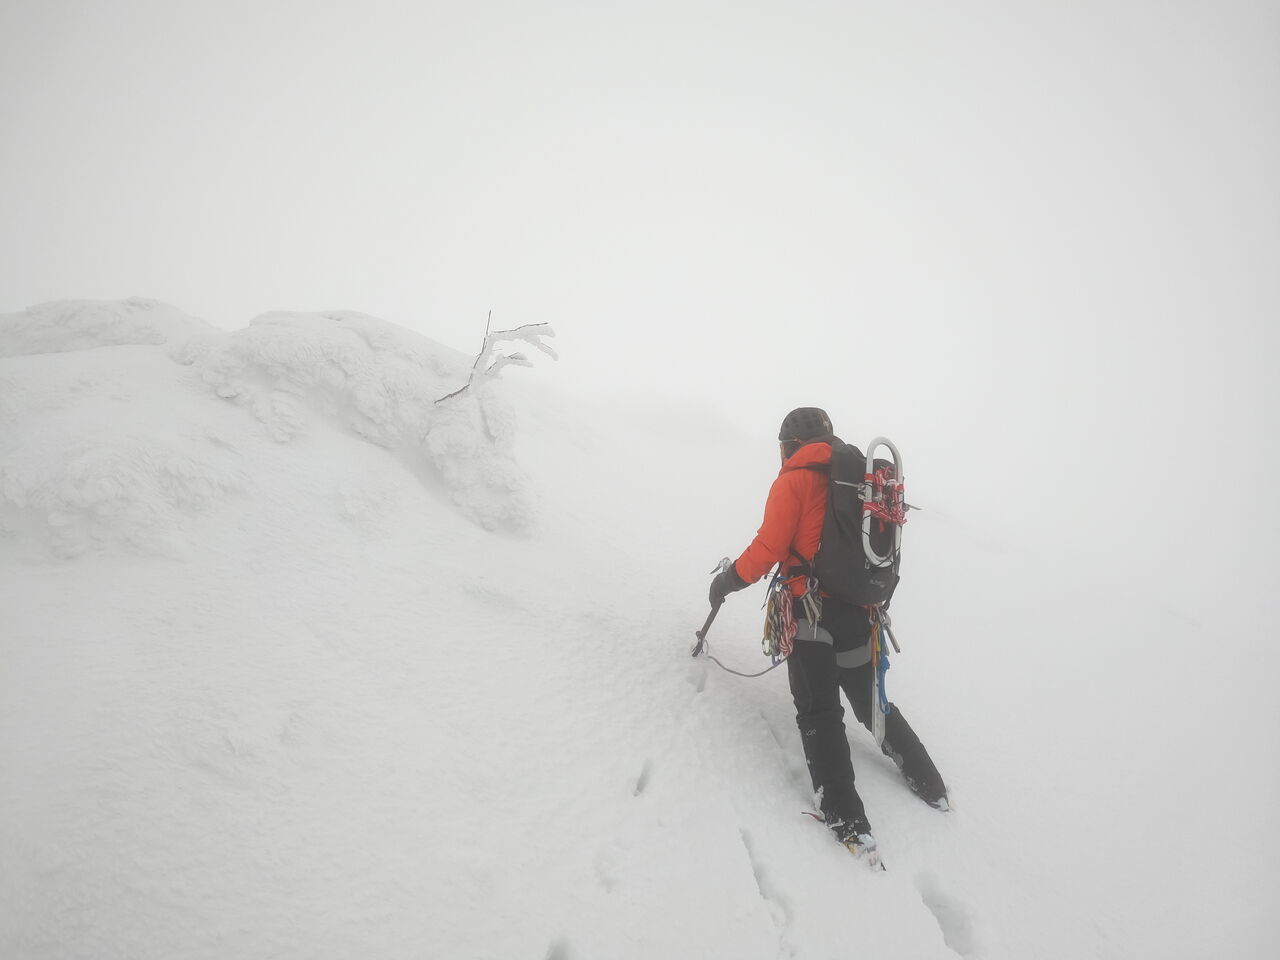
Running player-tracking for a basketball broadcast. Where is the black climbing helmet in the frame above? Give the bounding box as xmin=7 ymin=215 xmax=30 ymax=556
xmin=778 ymin=407 xmax=833 ymax=443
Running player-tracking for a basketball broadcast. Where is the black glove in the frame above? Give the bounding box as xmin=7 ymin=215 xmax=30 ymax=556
xmin=708 ymin=562 xmax=749 ymax=607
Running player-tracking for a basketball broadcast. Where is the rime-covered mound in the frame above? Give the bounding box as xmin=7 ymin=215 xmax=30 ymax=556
xmin=0 ymin=303 xmax=539 ymax=558
xmin=0 ymin=297 xmax=214 ymax=357
xmin=176 ymin=310 xmax=537 ymax=531
xmin=176 ymin=310 xmax=463 ymax=447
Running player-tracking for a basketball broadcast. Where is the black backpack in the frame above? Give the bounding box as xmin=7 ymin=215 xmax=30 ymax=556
xmin=803 ymin=437 xmax=907 ymax=606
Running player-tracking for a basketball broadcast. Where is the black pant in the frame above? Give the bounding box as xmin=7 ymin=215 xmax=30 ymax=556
xmin=787 ymin=598 xmax=945 ymax=833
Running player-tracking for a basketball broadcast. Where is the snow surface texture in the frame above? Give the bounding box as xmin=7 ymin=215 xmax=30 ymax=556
xmin=0 ymin=297 xmax=213 ymax=358
xmin=1 ymin=301 xmax=1275 ymax=959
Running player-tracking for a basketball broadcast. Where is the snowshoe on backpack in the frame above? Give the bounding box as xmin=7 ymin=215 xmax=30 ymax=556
xmin=811 ymin=436 xmax=908 ymax=607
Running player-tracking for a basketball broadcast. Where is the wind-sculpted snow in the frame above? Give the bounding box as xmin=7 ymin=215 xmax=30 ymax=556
xmin=422 ymin=392 xmax=533 ymax=531
xmin=176 ymin=311 xmax=459 ymax=447
xmin=0 ymin=339 xmax=250 ymax=559
xmin=0 ymin=303 xmax=541 ymax=557
xmin=0 ymin=297 xmax=214 ymax=357
xmin=0 ymin=422 xmax=249 ymax=560
xmin=177 ymin=311 xmax=534 ymax=531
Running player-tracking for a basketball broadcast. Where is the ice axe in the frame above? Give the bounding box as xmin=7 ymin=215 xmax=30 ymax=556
xmin=691 ymin=557 xmax=732 ymax=658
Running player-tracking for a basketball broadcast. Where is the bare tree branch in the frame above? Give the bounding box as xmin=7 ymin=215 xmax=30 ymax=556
xmin=435 ymin=315 xmax=557 ymax=404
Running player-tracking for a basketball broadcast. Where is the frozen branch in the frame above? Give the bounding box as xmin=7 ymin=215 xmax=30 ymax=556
xmin=435 ymin=315 xmax=557 ymax=404
xmin=484 ymin=323 xmax=558 ymax=363
xmin=484 ymin=353 xmax=534 ymax=378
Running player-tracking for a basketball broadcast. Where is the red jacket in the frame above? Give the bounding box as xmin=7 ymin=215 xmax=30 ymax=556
xmin=734 ymin=442 xmax=830 ymax=596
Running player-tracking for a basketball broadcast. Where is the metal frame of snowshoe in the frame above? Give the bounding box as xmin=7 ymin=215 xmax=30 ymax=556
xmin=859 ymin=436 xmax=904 ymax=569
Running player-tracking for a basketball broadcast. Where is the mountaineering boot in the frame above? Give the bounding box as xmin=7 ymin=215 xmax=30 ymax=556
xmin=828 ymin=818 xmax=882 ymax=870
xmin=812 ymin=811 xmax=882 ymax=869
xmin=826 ymin=813 xmax=873 ymax=846
xmin=843 ymin=833 xmax=881 ymax=868
xmin=904 ymin=771 xmax=950 ymax=811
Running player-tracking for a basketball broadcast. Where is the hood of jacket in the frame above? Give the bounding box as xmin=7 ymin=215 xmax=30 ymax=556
xmin=780 ymin=440 xmax=833 ymax=474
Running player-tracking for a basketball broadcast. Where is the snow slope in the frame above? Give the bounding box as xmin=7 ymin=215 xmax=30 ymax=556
xmin=1 ymin=301 xmax=1274 ymax=959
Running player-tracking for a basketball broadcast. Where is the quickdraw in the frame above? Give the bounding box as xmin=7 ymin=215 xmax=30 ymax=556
xmin=874 ymin=627 xmax=892 ymax=715
xmin=868 ymin=604 xmax=897 ymax=748
xmin=762 ymin=577 xmax=797 ymax=662
xmin=762 ymin=569 xmax=820 ymax=663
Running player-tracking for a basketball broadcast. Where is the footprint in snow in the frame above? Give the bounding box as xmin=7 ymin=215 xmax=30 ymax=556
xmin=632 ymin=759 xmax=652 ymax=797
xmin=915 ymin=871 xmax=978 ymax=957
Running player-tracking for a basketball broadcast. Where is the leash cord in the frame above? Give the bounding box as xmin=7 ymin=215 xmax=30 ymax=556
xmin=703 ymin=652 xmax=790 ymax=678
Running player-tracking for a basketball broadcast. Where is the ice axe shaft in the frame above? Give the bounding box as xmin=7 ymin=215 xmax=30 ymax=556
xmin=692 ymin=557 xmax=733 ymax=658
xmin=692 ymin=601 xmax=722 ymax=658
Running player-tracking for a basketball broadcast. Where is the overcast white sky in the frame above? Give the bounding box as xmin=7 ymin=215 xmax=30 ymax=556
xmin=2 ymin=0 xmax=1277 ymax=608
